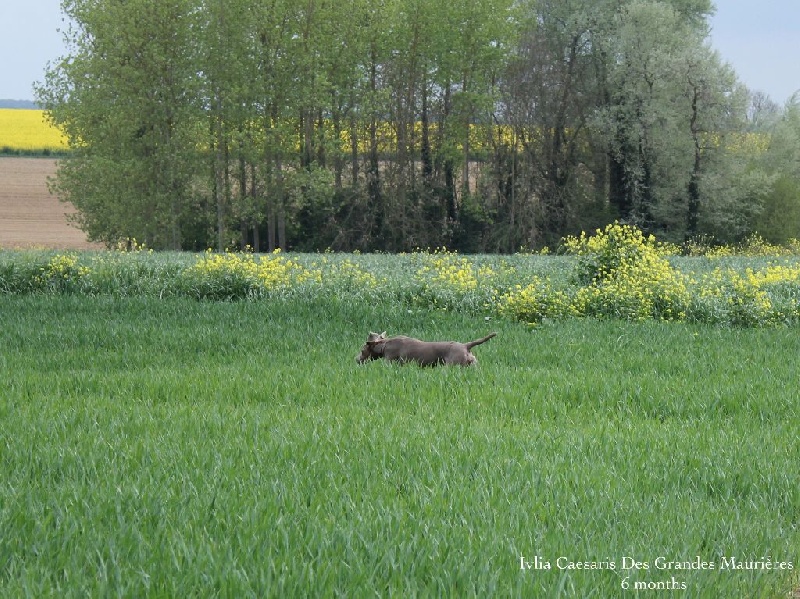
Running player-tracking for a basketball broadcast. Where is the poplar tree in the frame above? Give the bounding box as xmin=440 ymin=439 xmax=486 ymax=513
xmin=39 ymin=0 xmax=202 ymax=249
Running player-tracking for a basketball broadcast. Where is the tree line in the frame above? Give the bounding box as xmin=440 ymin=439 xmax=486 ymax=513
xmin=37 ymin=0 xmax=800 ymax=252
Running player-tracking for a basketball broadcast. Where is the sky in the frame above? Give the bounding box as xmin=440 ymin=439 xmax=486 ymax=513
xmin=0 ymin=0 xmax=798 ymax=105
xmin=708 ymin=1 xmax=800 ymax=105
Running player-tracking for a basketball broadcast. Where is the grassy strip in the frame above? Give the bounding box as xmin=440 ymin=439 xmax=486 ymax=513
xmin=1 ymin=295 xmax=798 ymax=596
xmin=2 ymin=246 xmax=800 ymax=327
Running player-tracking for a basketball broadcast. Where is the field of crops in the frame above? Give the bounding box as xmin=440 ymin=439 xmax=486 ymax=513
xmin=0 ymin=109 xmax=68 ymax=155
xmin=1 ymin=231 xmax=799 ymax=596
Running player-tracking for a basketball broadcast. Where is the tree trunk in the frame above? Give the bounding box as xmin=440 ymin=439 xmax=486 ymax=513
xmin=368 ymin=45 xmax=381 ymax=236
xmin=238 ymin=149 xmax=248 ymax=249
xmin=349 ymin=92 xmax=359 ymax=187
xmin=421 ymin=76 xmax=432 ymax=183
xmin=332 ymin=106 xmax=343 ymax=190
xmin=687 ymin=86 xmax=702 ymax=237
xmin=213 ymin=95 xmax=227 ymax=252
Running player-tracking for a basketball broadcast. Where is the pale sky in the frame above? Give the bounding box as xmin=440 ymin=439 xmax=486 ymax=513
xmin=0 ymin=0 xmax=798 ymax=105
xmin=708 ymin=1 xmax=800 ymax=105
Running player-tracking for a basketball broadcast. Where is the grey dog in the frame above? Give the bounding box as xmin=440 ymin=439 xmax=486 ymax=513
xmin=356 ymin=332 xmax=496 ymax=366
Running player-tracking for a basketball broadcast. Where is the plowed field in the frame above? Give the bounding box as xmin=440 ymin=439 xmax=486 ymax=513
xmin=0 ymin=157 xmax=99 ymax=249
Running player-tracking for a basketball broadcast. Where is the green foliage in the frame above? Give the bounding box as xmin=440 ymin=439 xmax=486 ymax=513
xmin=178 ymin=250 xmax=313 ymax=300
xmin=36 ymin=0 xmax=782 ymax=252
xmin=5 ymin=225 xmax=800 ymax=328
xmin=750 ymin=97 xmax=800 ymax=244
xmin=506 ymin=224 xmax=800 ymax=326
xmin=495 ymin=276 xmax=575 ymax=324
xmin=38 ymin=0 xmax=203 ymax=250
xmin=756 ymin=176 xmax=800 ymax=245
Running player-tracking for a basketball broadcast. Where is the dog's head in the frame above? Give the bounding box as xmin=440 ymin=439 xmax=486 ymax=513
xmin=355 ymin=331 xmax=387 ymax=363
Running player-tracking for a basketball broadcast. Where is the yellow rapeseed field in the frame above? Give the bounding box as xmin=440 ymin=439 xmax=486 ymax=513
xmin=0 ymin=109 xmax=68 ymax=152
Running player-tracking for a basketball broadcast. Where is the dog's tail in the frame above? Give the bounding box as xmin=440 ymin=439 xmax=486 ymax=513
xmin=465 ymin=332 xmax=497 ymax=350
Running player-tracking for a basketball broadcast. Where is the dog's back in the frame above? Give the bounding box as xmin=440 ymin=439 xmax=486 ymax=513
xmin=383 ymin=338 xmax=462 ymax=366
xmin=357 ymin=332 xmax=495 ymax=366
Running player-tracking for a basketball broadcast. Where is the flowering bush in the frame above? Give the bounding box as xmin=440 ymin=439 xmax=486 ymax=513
xmin=307 ymin=255 xmax=387 ymax=303
xmin=315 ymin=257 xmax=379 ymax=289
xmin=561 ymin=223 xmax=690 ymax=321
xmin=409 ymin=248 xmax=499 ymax=311
xmin=496 ymin=277 xmax=574 ymax=324
xmin=36 ymin=253 xmax=91 ymax=293
xmin=689 ymin=269 xmax=773 ymax=326
xmin=413 ymin=248 xmax=487 ymax=291
xmin=180 ymin=250 xmax=311 ymax=300
xmin=688 ymin=263 xmax=800 ymax=326
xmin=563 ymin=223 xmax=676 ymax=284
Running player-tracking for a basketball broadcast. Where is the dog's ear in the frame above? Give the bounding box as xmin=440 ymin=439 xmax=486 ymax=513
xmin=367 ymin=332 xmax=384 ymax=344
xmin=379 ymin=331 xmax=387 ymax=339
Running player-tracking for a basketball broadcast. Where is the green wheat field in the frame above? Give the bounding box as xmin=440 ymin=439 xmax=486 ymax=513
xmin=1 ymin=238 xmax=799 ymax=597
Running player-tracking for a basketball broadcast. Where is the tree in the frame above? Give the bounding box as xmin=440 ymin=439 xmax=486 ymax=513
xmin=38 ymin=0 xmax=202 ymax=249
xmin=754 ymin=96 xmax=800 ymax=243
xmin=599 ymin=1 xmax=698 ymax=231
xmin=683 ymin=47 xmax=753 ymax=241
xmin=589 ymin=0 xmax=753 ymax=241
xmin=746 ymin=90 xmax=782 ymax=132
xmin=500 ymin=0 xmax=600 ymax=249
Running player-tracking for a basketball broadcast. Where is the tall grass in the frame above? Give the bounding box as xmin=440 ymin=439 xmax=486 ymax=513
xmin=1 ymin=294 xmax=798 ymax=597
xmin=3 ymin=236 xmax=800 ymax=327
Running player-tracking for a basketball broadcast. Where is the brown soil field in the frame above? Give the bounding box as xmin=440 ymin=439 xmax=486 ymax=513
xmin=0 ymin=157 xmax=101 ymax=250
